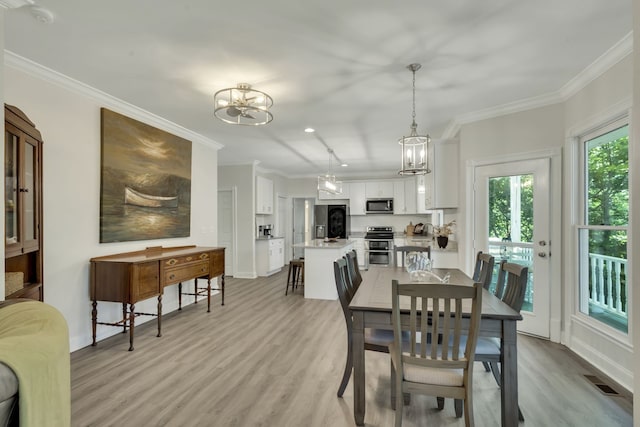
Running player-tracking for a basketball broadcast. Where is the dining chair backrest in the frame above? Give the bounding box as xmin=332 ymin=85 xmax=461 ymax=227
xmin=334 ymin=258 xmax=354 ymax=320
xmin=345 ymin=250 xmax=362 ymax=290
xmin=394 ymin=245 xmax=431 ymax=268
xmin=472 ymin=251 xmax=495 ymax=290
xmin=495 ymin=261 xmax=529 ymax=313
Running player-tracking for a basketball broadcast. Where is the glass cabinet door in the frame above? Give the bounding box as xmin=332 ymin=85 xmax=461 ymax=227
xmin=23 ymin=138 xmax=39 ymax=248
xmin=5 ymin=129 xmax=19 ymax=248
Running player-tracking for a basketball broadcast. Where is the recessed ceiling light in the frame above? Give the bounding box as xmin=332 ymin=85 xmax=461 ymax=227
xmin=341 ymin=163 xmax=348 ymax=167
xmin=304 ymin=127 xmax=315 ymax=133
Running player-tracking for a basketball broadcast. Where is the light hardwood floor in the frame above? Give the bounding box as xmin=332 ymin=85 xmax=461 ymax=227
xmin=71 ymin=270 xmax=632 ymax=426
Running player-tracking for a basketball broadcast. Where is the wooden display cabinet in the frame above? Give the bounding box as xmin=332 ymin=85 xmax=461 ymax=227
xmin=4 ymin=104 xmax=44 ymax=301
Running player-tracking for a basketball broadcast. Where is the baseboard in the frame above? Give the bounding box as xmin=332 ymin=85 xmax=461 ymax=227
xmin=233 ymin=272 xmax=258 ymax=279
xmin=569 ymin=335 xmax=633 ymax=392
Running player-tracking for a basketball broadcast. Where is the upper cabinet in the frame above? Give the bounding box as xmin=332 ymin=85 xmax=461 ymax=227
xmin=349 ymin=182 xmax=366 ymax=215
xmin=256 ymin=175 xmax=274 ymax=214
xmin=424 ymin=140 xmax=459 ymax=210
xmin=393 ymin=178 xmax=417 ymax=215
xmin=4 ymin=104 xmax=44 ymax=301
xmin=365 ymin=181 xmax=394 ymax=198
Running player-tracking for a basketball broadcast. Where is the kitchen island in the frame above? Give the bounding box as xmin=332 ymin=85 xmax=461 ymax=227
xmin=292 ymin=239 xmax=355 ymax=300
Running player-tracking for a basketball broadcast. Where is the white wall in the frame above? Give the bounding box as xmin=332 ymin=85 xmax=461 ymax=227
xmin=563 ymin=54 xmax=633 ymax=391
xmin=4 ymin=64 xmax=221 ymax=351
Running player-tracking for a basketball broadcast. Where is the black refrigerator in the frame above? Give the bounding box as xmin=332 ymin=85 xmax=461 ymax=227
xmin=314 ymin=204 xmax=350 ymax=239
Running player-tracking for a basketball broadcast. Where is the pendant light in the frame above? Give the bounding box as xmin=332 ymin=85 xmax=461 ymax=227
xmin=398 ymin=63 xmax=431 ymax=175
xmin=317 ymin=148 xmax=343 ymax=195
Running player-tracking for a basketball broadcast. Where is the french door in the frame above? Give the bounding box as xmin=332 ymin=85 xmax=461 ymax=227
xmin=474 ymin=158 xmax=551 ymax=338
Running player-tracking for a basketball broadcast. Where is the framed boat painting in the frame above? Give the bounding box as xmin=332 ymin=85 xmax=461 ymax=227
xmin=99 ymin=108 xmax=192 ymax=243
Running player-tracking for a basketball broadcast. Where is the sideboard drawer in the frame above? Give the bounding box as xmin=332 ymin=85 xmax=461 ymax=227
xmin=163 ymin=262 xmax=209 ymax=285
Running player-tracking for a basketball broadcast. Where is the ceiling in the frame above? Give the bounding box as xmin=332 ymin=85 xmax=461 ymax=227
xmin=3 ymin=0 xmax=632 ymax=179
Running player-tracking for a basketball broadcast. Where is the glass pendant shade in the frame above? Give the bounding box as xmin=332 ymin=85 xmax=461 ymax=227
xmin=214 ymin=83 xmax=273 ymax=126
xmin=317 ymin=174 xmax=343 ymax=195
xmin=317 ymin=148 xmax=343 ymax=195
xmin=399 ymin=124 xmax=430 ymax=175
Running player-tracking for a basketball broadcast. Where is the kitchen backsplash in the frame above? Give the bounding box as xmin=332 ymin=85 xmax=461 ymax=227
xmin=350 ymin=214 xmax=433 ymax=233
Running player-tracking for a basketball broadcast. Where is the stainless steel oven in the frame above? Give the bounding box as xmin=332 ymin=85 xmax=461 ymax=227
xmin=364 ymin=226 xmax=394 ymax=268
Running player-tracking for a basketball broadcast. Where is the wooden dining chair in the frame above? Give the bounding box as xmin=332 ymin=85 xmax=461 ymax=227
xmin=394 ymin=245 xmax=431 ymax=268
xmin=451 ymin=260 xmax=528 ymax=420
xmin=334 ymin=258 xmax=400 ymax=398
xmin=389 ymin=280 xmax=483 ymax=427
xmin=472 ymin=251 xmax=495 ymax=290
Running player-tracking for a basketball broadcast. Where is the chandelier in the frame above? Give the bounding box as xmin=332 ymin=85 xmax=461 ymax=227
xmin=214 ymin=83 xmax=273 ymax=126
xmin=398 ymin=63 xmax=431 ymax=175
xmin=317 ymin=149 xmax=343 ymax=195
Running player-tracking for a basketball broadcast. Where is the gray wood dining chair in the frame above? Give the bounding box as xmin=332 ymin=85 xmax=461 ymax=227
xmin=472 ymin=251 xmax=495 ymax=290
xmin=394 ymin=245 xmax=431 ymax=268
xmin=450 ymin=260 xmax=528 ymax=421
xmin=334 ymin=258 xmax=398 ymax=397
xmin=389 ymin=280 xmax=483 ymax=427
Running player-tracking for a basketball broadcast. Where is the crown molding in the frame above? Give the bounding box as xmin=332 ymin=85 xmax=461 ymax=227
xmin=559 ymin=31 xmax=633 ymax=99
xmin=0 ymin=0 xmax=34 ymax=9
xmin=4 ymin=50 xmax=224 ymax=150
xmin=443 ymin=32 xmax=633 ymax=137
xmin=454 ymin=91 xmax=563 ymax=127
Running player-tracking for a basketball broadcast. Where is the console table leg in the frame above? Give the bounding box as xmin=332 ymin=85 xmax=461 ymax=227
xmin=207 ymin=278 xmax=211 ymax=313
xmin=128 ymin=303 xmax=135 ymax=351
xmin=122 ymin=302 xmax=127 ymax=333
xmin=178 ymin=282 xmax=183 ymax=310
xmin=221 ymin=275 xmax=225 ymax=306
xmin=91 ymin=300 xmax=97 ymax=346
xmin=157 ymin=294 xmax=163 ymax=337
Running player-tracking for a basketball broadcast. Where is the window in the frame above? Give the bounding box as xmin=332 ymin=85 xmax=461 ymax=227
xmin=578 ymin=119 xmax=629 ymax=333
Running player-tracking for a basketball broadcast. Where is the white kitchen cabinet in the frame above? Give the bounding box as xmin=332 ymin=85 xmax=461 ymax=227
xmin=365 ymin=181 xmax=394 ymax=198
xmin=349 ymin=182 xmax=366 ymax=215
xmin=393 ymin=178 xmax=417 ymax=214
xmin=256 ymin=175 xmax=274 ymax=214
xmin=349 ymin=236 xmax=366 ymax=268
xmin=256 ymin=238 xmax=284 ymax=276
xmin=424 ymin=140 xmax=459 ymax=209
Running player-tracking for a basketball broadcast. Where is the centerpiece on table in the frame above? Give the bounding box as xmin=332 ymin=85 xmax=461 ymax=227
xmin=433 ymin=220 xmax=456 ymax=249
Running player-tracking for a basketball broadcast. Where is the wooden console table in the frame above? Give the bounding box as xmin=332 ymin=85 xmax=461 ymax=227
xmin=90 ymin=245 xmax=225 ymax=350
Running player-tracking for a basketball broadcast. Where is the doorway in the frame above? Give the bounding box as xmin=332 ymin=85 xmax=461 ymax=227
xmin=217 ymin=188 xmax=235 ymax=277
xmin=473 ymin=158 xmax=551 ymax=338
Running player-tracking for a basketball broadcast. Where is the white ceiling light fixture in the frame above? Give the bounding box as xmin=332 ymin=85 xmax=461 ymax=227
xmin=398 ymin=63 xmax=431 ymax=175
xmin=317 ymin=148 xmax=343 ymax=195
xmin=214 ymin=83 xmax=273 ymax=126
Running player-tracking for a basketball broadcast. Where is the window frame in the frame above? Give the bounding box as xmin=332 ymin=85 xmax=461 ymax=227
xmin=575 ymin=115 xmax=629 ymax=336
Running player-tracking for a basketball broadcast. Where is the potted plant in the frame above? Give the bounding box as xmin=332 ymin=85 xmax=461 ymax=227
xmin=433 ymin=220 xmax=455 ymax=249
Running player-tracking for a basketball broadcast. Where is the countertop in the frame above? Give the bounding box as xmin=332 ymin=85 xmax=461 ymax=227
xmin=292 ymin=239 xmax=355 ymax=249
xmin=255 ymin=236 xmax=284 ymax=241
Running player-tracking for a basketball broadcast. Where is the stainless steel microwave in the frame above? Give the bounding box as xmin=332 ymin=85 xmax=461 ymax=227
xmin=365 ymin=198 xmax=393 ymax=214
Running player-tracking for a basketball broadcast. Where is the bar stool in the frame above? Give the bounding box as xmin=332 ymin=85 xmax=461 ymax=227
xmin=285 ymin=258 xmax=305 ymax=295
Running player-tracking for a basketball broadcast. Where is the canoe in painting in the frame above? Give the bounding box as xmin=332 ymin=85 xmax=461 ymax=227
xmin=124 ymin=186 xmax=179 ymax=208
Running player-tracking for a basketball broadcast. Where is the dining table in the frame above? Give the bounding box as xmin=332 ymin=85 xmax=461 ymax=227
xmin=349 ymin=266 xmax=523 ymax=426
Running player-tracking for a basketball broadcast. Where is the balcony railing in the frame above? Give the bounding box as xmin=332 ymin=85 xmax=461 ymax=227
xmin=486 ymin=243 xmax=627 ymax=321
xmin=588 ymin=253 xmax=627 ymax=318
